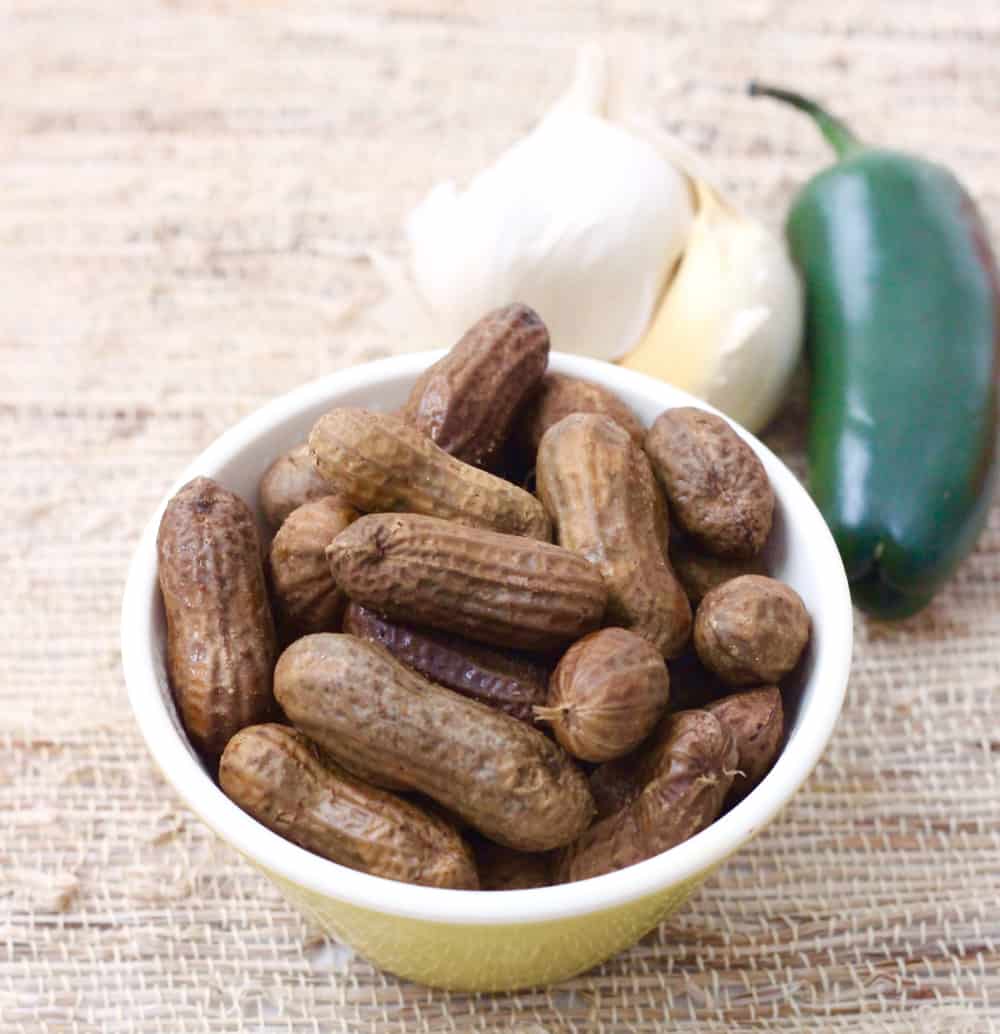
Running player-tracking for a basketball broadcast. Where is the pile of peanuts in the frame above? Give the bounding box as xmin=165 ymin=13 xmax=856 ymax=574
xmin=157 ymin=304 xmax=810 ymax=891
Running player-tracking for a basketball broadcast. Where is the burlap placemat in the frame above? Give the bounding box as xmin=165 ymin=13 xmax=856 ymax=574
xmin=3 ymin=2 xmax=998 ymax=1030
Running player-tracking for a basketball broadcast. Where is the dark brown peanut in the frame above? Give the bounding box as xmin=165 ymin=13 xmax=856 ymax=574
xmin=474 ymin=839 xmax=552 ymax=890
xmin=309 ymin=408 xmax=550 ymax=540
xmin=157 ymin=477 xmax=277 ymax=765
xmin=327 ymin=514 xmax=607 ymax=652
xmin=588 ymin=757 xmax=643 ymax=820
xmin=402 ymin=303 xmax=549 ymax=468
xmin=706 ymin=687 xmax=784 ymax=801
xmin=269 ymin=497 xmax=359 ymax=634
xmin=275 ymin=634 xmax=595 ymax=851
xmin=343 ymin=603 xmax=548 ymax=723
xmin=520 ymin=373 xmax=646 ymax=452
xmin=536 ymin=628 xmax=670 ymax=762
xmin=645 ymin=407 xmax=774 ymax=559
xmin=258 ymin=442 xmax=332 ymax=532
xmin=694 ymin=575 xmax=810 ymax=686
xmin=220 ymin=724 xmax=478 ymax=889
xmin=558 ymin=710 xmax=737 ymax=882
xmin=667 ymin=648 xmax=726 ymax=711
xmin=536 ymin=413 xmax=691 ymax=657
xmin=669 ymin=536 xmax=767 ymax=605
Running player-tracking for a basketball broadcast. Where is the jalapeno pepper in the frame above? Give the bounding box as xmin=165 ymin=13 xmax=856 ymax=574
xmin=750 ymin=84 xmax=999 ymax=619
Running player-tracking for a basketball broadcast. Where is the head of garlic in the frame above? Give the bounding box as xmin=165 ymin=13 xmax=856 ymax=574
xmin=620 ymin=178 xmax=804 ymax=432
xmin=384 ymin=43 xmax=803 ymax=433
xmin=404 ymin=46 xmax=694 ymax=362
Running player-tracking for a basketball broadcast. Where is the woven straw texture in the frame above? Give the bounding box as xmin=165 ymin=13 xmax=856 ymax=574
xmin=3 ymin=1 xmax=999 ymax=1030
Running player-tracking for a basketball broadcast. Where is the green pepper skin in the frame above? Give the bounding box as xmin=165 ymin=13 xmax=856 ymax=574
xmin=753 ymin=86 xmax=999 ymax=619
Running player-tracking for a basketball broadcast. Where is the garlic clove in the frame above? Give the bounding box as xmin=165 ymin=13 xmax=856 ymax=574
xmin=404 ymin=47 xmax=693 ymax=362
xmin=620 ymin=179 xmax=803 ymax=433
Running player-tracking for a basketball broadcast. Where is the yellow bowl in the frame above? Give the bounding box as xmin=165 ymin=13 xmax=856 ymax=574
xmin=122 ymin=351 xmax=853 ymax=991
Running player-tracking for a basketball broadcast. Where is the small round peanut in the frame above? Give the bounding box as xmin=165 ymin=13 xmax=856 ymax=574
xmin=258 ymin=442 xmax=332 ymax=532
xmin=269 ymin=496 xmax=359 ymax=634
xmin=535 ymin=628 xmax=669 ymax=762
xmin=694 ymin=575 xmax=810 ymax=686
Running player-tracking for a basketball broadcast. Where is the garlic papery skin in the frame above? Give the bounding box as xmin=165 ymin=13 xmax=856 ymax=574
xmin=404 ymin=47 xmax=693 ymax=361
xmin=620 ymin=179 xmax=803 ymax=433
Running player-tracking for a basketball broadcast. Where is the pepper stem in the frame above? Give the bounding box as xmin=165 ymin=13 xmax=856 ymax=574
xmin=748 ymin=82 xmax=864 ymax=158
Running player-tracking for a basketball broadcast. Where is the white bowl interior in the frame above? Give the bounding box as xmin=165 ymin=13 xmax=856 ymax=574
xmin=122 ymin=351 xmax=853 ymax=925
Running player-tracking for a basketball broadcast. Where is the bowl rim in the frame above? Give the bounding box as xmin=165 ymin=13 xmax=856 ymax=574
xmin=122 ymin=350 xmax=853 ymax=926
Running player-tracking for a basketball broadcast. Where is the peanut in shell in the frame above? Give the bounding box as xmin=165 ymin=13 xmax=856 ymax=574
xmin=536 ymin=413 xmax=691 ymax=657
xmin=269 ymin=496 xmax=359 ymax=634
xmin=343 ymin=603 xmax=548 ymax=723
xmin=156 ymin=477 xmax=277 ymax=765
xmin=645 ymin=407 xmax=774 ymax=560
xmin=536 ymin=628 xmax=669 ymax=762
xmin=274 ymin=634 xmax=595 ymax=852
xmin=706 ymin=686 xmax=784 ymax=801
xmin=258 ymin=442 xmax=332 ymax=532
xmin=309 ymin=408 xmax=550 ymax=540
xmin=520 ymin=373 xmax=646 ymax=452
xmin=327 ymin=513 xmax=607 ymax=652
xmin=402 ymin=303 xmax=549 ymax=468
xmin=694 ymin=575 xmax=810 ymax=686
xmin=220 ymin=724 xmax=478 ymax=889
xmin=670 ymin=535 xmax=768 ymax=605
xmin=558 ymin=709 xmax=737 ymax=882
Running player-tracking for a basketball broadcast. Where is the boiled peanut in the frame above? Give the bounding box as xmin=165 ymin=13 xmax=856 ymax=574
xmin=473 ymin=839 xmax=552 ymax=891
xmin=694 ymin=575 xmax=810 ymax=686
xmin=645 ymin=407 xmax=774 ymax=559
xmin=536 ymin=413 xmax=691 ymax=657
xmin=706 ymin=687 xmax=784 ymax=801
xmin=274 ymin=634 xmax=594 ymax=851
xmin=670 ymin=535 xmax=767 ymax=605
xmin=220 ymin=724 xmax=478 ymax=889
xmin=327 ymin=514 xmax=607 ymax=652
xmin=588 ymin=756 xmax=643 ymax=820
xmin=520 ymin=373 xmax=646 ymax=452
xmin=535 ymin=628 xmax=669 ymax=762
xmin=343 ymin=603 xmax=548 ymax=723
xmin=667 ymin=647 xmax=725 ymax=711
xmin=258 ymin=442 xmax=332 ymax=532
xmin=156 ymin=477 xmax=277 ymax=765
xmin=309 ymin=408 xmax=550 ymax=540
xmin=269 ymin=496 xmax=359 ymax=634
xmin=558 ymin=710 xmax=737 ymax=882
xmin=402 ymin=303 xmax=549 ymax=468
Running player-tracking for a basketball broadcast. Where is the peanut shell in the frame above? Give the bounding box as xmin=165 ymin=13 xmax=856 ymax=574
xmin=309 ymin=408 xmax=550 ymax=540
xmin=327 ymin=514 xmax=607 ymax=652
xmin=402 ymin=303 xmax=549 ymax=468
xmin=536 ymin=628 xmax=669 ymax=762
xmin=473 ymin=839 xmax=552 ymax=891
xmin=536 ymin=413 xmax=691 ymax=657
xmin=706 ymin=686 xmax=784 ymax=801
xmin=558 ymin=710 xmax=737 ymax=882
xmin=520 ymin=373 xmax=646 ymax=452
xmin=220 ymin=724 xmax=478 ymax=889
xmin=258 ymin=442 xmax=332 ymax=532
xmin=645 ymin=407 xmax=774 ymax=559
xmin=269 ymin=496 xmax=359 ymax=634
xmin=275 ymin=634 xmax=595 ymax=851
xmin=694 ymin=575 xmax=810 ymax=686
xmin=588 ymin=757 xmax=643 ymax=820
xmin=343 ymin=603 xmax=548 ymax=723
xmin=157 ymin=477 xmax=277 ymax=765
xmin=670 ymin=535 xmax=767 ymax=605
